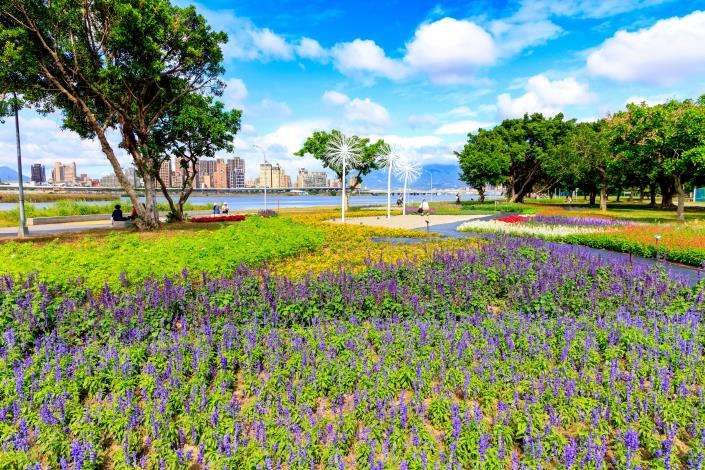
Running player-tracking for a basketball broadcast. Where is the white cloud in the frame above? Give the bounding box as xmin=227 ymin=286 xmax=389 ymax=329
xmin=587 ymin=11 xmax=705 ymax=85
xmin=407 ymin=114 xmax=439 ymax=129
xmin=489 ymin=19 xmax=562 ymax=56
xmin=221 ymin=78 xmax=248 ymax=108
xmin=0 ymin=112 xmax=131 ymax=178
xmin=512 ymin=0 xmax=671 ymax=20
xmin=296 ymin=37 xmax=328 ymax=62
xmin=251 ymin=98 xmax=293 ymax=118
xmin=234 ymin=119 xmax=332 ymax=178
xmin=331 ymin=39 xmax=409 ymax=81
xmin=403 ymin=18 xmax=497 ymax=84
xmin=345 ymin=98 xmax=391 ymax=127
xmin=497 ymin=74 xmax=594 ymax=118
xmin=322 ymin=90 xmax=350 ymax=106
xmin=321 ymin=91 xmax=391 ymax=128
xmin=434 ymin=120 xmax=495 ymax=135
xmin=368 ymin=134 xmax=455 ymax=165
xmin=250 ymin=28 xmax=294 ymax=60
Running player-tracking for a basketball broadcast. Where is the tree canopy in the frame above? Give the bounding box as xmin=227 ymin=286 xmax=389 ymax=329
xmin=295 ymin=130 xmax=387 ymax=192
xmin=456 ymin=96 xmax=705 ymax=218
xmin=0 ymin=0 xmax=232 ymax=229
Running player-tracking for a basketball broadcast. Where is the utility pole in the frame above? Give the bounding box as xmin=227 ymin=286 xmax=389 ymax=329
xmin=14 ymin=91 xmax=28 ymax=237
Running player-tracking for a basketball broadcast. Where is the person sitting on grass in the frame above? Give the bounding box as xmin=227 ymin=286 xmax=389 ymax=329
xmin=112 ymin=204 xmax=127 ymax=222
xmin=213 ymin=202 xmax=220 ymax=216
xmin=130 ymin=206 xmax=137 ymax=220
xmin=221 ymin=202 xmax=229 ymax=214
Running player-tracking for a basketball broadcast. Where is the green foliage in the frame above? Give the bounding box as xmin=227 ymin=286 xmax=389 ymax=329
xmin=456 ymin=127 xmax=510 ymax=201
xmin=456 ymin=113 xmax=575 ymax=203
xmin=0 ymin=216 xmax=323 ymax=286
xmin=295 ymin=129 xmax=387 ymax=190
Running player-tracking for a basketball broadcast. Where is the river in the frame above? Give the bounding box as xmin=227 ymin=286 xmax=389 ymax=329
xmin=0 ymin=193 xmax=484 ymax=212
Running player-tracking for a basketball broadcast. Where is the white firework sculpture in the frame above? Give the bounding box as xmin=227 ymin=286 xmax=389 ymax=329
xmin=325 ymin=132 xmax=362 ymax=223
xmin=375 ymin=143 xmax=401 ymax=219
xmin=394 ymin=158 xmax=422 ymax=216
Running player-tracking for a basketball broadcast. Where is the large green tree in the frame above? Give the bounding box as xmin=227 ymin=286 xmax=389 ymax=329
xmin=295 ymin=130 xmax=387 ymax=197
xmin=611 ymin=97 xmax=705 ymax=220
xmin=151 ymin=94 xmax=241 ymax=221
xmin=456 ymin=127 xmax=510 ymax=202
xmin=456 ymin=113 xmax=574 ymax=202
xmin=552 ymin=120 xmax=615 ymax=211
xmin=0 ymin=0 xmax=227 ymax=229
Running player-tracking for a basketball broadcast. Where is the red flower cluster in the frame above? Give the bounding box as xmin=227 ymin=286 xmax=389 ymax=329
xmin=191 ymin=215 xmax=247 ymax=223
xmin=497 ymin=215 xmax=529 ymax=224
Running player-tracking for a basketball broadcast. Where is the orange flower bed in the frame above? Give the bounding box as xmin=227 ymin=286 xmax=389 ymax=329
xmin=564 ymin=222 xmax=705 ymax=266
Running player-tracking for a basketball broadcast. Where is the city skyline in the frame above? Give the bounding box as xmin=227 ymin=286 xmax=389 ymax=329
xmin=18 ymin=157 xmax=341 ymax=189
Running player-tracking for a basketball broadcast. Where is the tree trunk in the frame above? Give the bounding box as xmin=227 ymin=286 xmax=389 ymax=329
xmin=135 ymin=174 xmax=160 ymax=230
xmin=639 ymin=183 xmax=646 ymax=202
xmin=616 ymin=188 xmax=621 ymax=202
xmin=674 ymin=174 xmax=686 ymax=221
xmin=659 ymin=179 xmax=674 ymax=208
xmin=589 ymin=191 xmax=596 ymax=206
xmin=476 ymin=186 xmax=485 ymax=203
xmin=599 ymin=174 xmax=608 ymax=212
xmin=649 ymin=183 xmax=657 ymax=206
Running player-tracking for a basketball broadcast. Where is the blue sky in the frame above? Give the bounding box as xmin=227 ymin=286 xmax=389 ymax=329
xmin=2 ymin=0 xmax=705 ymax=181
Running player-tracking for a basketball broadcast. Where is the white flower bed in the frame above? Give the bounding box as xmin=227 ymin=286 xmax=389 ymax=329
xmin=457 ymin=220 xmax=604 ymax=238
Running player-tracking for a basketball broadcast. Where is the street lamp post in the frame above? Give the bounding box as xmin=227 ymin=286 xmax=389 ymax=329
xmin=252 ymin=144 xmax=267 ymax=212
xmin=13 ymin=91 xmax=28 ymax=237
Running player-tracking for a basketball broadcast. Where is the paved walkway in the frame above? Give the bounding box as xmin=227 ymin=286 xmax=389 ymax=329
xmin=330 ymin=214 xmax=488 ymax=230
xmin=0 ymin=220 xmax=116 ymax=238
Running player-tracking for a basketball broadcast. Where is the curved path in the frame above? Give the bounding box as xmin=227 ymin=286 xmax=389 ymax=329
xmin=372 ymin=214 xmax=703 ymax=287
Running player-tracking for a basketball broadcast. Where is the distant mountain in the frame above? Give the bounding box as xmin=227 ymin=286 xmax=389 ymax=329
xmin=0 ymin=166 xmax=29 ymax=183
xmin=359 ymin=163 xmax=464 ymax=190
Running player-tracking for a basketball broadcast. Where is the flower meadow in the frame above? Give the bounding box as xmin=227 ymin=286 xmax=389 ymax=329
xmin=2 ymin=236 xmax=705 ymax=469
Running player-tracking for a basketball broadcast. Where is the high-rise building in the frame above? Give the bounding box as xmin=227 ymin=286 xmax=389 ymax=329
xmin=227 ymin=157 xmax=246 ymax=188
xmin=259 ymin=162 xmax=273 ymax=189
xmin=271 ymin=164 xmax=286 ymax=189
xmin=196 ymin=159 xmax=217 ymax=188
xmin=125 ymin=167 xmax=144 ymax=188
xmin=214 ymin=159 xmax=227 ymax=188
xmin=100 ymin=173 xmax=119 ymax=187
xmin=30 ymin=164 xmax=46 ymax=184
xmin=158 ymin=160 xmax=172 ymax=187
xmin=52 ymin=161 xmax=77 ymax=184
xmin=297 ymin=168 xmax=327 ymax=188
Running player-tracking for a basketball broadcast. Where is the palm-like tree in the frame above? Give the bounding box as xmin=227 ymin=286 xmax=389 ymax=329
xmin=376 ymin=143 xmax=401 ymax=219
xmin=326 ymin=132 xmax=362 ymax=222
xmin=394 ymin=158 xmax=422 ymax=216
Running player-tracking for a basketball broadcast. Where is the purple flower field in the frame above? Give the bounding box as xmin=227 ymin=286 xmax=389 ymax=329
xmin=0 ymin=237 xmax=704 ymax=468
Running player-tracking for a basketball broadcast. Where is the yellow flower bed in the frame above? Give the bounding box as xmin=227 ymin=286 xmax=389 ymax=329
xmin=271 ymin=210 xmax=478 ymax=277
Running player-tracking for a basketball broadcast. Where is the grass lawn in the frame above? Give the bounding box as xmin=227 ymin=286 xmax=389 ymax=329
xmin=0 ymin=200 xmax=212 ymax=227
xmin=0 ymin=216 xmax=323 ymax=286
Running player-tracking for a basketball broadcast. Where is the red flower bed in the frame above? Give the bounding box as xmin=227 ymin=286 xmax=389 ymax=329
xmin=497 ymin=215 xmax=529 ymax=224
xmin=191 ymin=214 xmax=247 ymax=223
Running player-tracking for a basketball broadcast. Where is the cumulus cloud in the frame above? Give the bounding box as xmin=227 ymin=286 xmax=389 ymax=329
xmin=587 ymin=11 xmax=705 ymax=85
xmin=321 ymin=91 xmax=391 ymax=128
xmin=221 ymin=78 xmax=248 ymax=108
xmin=434 ymin=120 xmax=495 ymax=135
xmin=407 ymin=114 xmax=439 ymax=129
xmin=251 ymin=98 xmax=293 ymax=119
xmin=403 ymin=18 xmax=497 ymax=84
xmin=330 ymin=39 xmax=409 ymax=81
xmin=497 ymin=74 xmax=594 ymax=118
xmin=322 ymin=90 xmax=350 ymax=106
xmin=296 ymin=37 xmax=328 ymax=62
xmin=0 ymin=112 xmax=130 ymax=178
